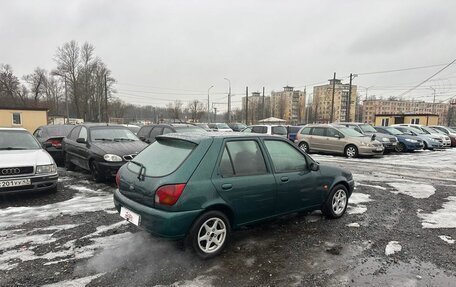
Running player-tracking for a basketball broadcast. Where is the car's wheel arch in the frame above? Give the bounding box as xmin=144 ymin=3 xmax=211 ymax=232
xmin=329 ymin=179 xmax=351 ymax=198
xmin=191 ymin=203 xmax=235 ymax=233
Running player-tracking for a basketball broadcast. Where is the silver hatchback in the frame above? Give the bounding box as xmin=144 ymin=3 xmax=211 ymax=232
xmin=294 ymin=124 xmax=384 ymax=158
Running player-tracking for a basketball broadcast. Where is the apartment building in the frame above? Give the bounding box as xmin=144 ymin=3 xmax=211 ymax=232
xmin=363 ymin=99 xmax=450 ymax=125
xmin=270 ymin=86 xmax=306 ymax=124
xmin=312 ymin=79 xmax=357 ymax=123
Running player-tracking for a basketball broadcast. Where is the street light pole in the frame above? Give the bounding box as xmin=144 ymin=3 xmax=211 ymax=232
xmin=224 ymin=78 xmax=231 ymax=122
xmin=207 ymin=85 xmax=214 ymax=123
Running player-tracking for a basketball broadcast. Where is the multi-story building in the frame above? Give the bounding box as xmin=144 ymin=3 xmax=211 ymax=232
xmin=312 ymin=79 xmax=357 ymax=123
xmin=270 ymin=86 xmax=306 ymax=124
xmin=362 ymin=99 xmax=450 ymax=125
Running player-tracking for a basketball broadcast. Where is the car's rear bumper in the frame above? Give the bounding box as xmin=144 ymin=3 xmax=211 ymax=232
xmin=47 ymin=149 xmax=64 ymax=162
xmin=113 ymin=189 xmax=202 ymax=240
xmin=0 ymin=174 xmax=58 ymax=195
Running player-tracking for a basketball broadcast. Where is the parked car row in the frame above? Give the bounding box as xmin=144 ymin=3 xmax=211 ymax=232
xmin=293 ymin=122 xmax=456 ymax=158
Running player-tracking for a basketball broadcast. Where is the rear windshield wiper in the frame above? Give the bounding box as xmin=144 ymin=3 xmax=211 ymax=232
xmin=130 ymin=160 xmax=146 ymax=181
xmin=94 ymin=138 xmax=113 ymax=141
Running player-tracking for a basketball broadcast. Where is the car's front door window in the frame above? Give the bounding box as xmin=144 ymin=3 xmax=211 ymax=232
xmin=264 ymin=140 xmax=307 ymax=173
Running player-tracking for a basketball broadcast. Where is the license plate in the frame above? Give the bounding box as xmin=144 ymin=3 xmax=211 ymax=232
xmin=392 ymin=142 xmax=397 ymax=145
xmin=120 ymin=207 xmax=141 ymax=226
xmin=0 ymin=179 xmax=31 ymax=188
xmin=376 ymin=147 xmax=383 ymax=151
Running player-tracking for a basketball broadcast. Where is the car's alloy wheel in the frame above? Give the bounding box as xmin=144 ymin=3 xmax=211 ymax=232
xmin=189 ymin=210 xmax=230 ymax=259
xmin=395 ymin=142 xmax=406 ymax=152
xmin=299 ymin=142 xmax=309 ymax=153
xmin=322 ymin=184 xmax=348 ymax=219
xmin=345 ymin=145 xmax=358 ymax=158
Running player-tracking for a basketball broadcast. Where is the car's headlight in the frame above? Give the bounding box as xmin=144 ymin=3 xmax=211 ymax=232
xmin=405 ymin=139 xmax=417 ymax=143
xmin=104 ymin=154 xmax=123 ymax=162
xmin=360 ymin=141 xmax=373 ymax=147
xmin=381 ymin=137 xmax=389 ymax=142
xmin=36 ymin=164 xmax=57 ymax=174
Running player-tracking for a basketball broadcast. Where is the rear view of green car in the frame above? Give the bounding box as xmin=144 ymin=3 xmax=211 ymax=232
xmin=113 ymin=133 xmax=354 ymax=259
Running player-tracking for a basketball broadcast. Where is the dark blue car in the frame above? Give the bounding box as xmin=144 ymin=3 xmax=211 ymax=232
xmin=286 ymin=126 xmax=303 ymax=142
xmin=374 ymin=126 xmax=424 ymax=152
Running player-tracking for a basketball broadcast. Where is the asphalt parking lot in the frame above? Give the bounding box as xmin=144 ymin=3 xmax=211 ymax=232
xmin=1 ymin=149 xmax=455 ymax=287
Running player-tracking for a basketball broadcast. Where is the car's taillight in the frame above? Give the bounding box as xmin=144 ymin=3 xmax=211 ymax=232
xmin=155 ymin=184 xmax=186 ymax=206
xmin=115 ymin=171 xmax=121 ymax=188
xmin=46 ymin=139 xmax=62 ymax=148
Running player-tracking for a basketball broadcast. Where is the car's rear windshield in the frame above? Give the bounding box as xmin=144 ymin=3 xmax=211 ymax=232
xmin=339 ymin=127 xmax=363 ymax=137
xmin=0 ymin=130 xmax=41 ymax=150
xmin=288 ymin=126 xmax=302 ymax=133
xmin=128 ymin=139 xmax=196 ymax=177
xmin=174 ymin=126 xmax=206 ymax=133
xmin=384 ymin=127 xmax=403 ymax=135
xmin=272 ymin=126 xmax=287 ymax=135
xmin=44 ymin=125 xmax=74 ymax=137
xmin=90 ymin=127 xmax=139 ymax=141
xmin=216 ymin=123 xmax=230 ymax=129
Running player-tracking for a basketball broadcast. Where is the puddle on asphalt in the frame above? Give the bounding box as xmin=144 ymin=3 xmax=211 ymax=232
xmin=329 ymin=258 xmax=455 ymax=286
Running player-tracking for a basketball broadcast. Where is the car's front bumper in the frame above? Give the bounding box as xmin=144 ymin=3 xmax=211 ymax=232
xmin=0 ymin=173 xmax=58 ymax=194
xmin=358 ymin=145 xmax=384 ymax=155
xmin=381 ymin=141 xmax=398 ymax=151
xmin=113 ymin=189 xmax=202 ymax=239
xmin=403 ymin=141 xmax=424 ymax=151
xmin=97 ymin=161 xmax=126 ymax=177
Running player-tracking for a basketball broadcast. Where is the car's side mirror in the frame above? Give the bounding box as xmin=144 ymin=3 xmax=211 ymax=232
xmin=43 ymin=142 xmax=52 ymax=148
xmin=371 ymin=134 xmax=376 ymax=141
xmin=139 ymin=136 xmax=146 ymax=141
xmin=76 ymin=138 xmax=86 ymax=144
xmin=309 ymin=162 xmax=320 ymax=172
xmin=335 ymin=134 xmax=343 ymax=139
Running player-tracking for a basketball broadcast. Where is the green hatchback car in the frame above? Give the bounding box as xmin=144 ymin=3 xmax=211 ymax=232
xmin=114 ymin=133 xmax=354 ymax=258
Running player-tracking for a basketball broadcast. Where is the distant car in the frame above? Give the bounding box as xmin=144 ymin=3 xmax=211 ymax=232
xmin=286 ymin=126 xmax=304 ymax=142
xmin=123 ymin=124 xmax=141 ymax=135
xmin=33 ymin=125 xmax=74 ymax=164
xmin=137 ymin=124 xmax=207 ymax=144
xmin=393 ymin=124 xmax=451 ymax=147
xmin=338 ymin=122 xmax=398 ymax=152
xmin=63 ymin=124 xmax=148 ymax=182
xmin=392 ymin=126 xmax=443 ymax=150
xmin=114 ymin=133 xmax=354 ymax=258
xmin=207 ymin=123 xmax=233 ymax=132
xmin=0 ymin=128 xmax=58 ymax=194
xmin=374 ymin=126 xmax=424 ymax=152
xmin=429 ymin=125 xmax=456 ymax=147
xmin=228 ymin=122 xmax=247 ymax=132
xmin=194 ymin=123 xmax=212 ymax=132
xmin=295 ymin=124 xmax=384 ymax=158
xmin=241 ymin=125 xmax=288 ymax=139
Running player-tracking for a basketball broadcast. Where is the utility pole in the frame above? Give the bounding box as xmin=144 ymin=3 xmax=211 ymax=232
xmin=346 ymin=73 xmax=353 ymax=122
xmin=213 ymin=106 xmax=217 ymax=122
xmin=104 ymin=74 xmax=108 ymax=123
xmin=207 ymin=85 xmax=214 ymax=123
xmin=224 ymin=78 xmax=231 ymax=122
xmin=64 ymin=76 xmax=69 ymax=124
xmin=245 ymin=86 xmax=249 ymax=125
xmin=431 ymin=87 xmax=436 ymax=114
xmin=262 ymin=87 xmax=265 ymax=119
xmin=330 ymin=72 xmax=336 ymax=123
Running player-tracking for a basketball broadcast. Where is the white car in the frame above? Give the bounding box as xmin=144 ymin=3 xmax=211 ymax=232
xmin=207 ymin=123 xmax=233 ymax=132
xmin=241 ymin=125 xmax=288 ymax=139
xmin=393 ymin=124 xmax=451 ymax=147
xmin=0 ymin=128 xmax=58 ymax=194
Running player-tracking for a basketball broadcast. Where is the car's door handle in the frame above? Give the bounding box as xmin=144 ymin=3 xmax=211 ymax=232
xmin=280 ymin=176 xmax=289 ymax=182
xmin=221 ymin=183 xmax=232 ymax=190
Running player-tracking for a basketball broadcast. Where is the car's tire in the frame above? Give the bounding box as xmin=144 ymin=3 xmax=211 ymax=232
xmin=65 ymin=153 xmax=76 ymax=171
xmin=90 ymin=161 xmax=105 ymax=183
xmin=298 ymin=141 xmax=309 ymax=153
xmin=322 ymin=184 xmax=349 ymax=219
xmin=344 ymin=145 xmax=358 ymax=158
xmin=395 ymin=142 xmax=406 ymax=152
xmin=188 ymin=210 xmax=230 ymax=259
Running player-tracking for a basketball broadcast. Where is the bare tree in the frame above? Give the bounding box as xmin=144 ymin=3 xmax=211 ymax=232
xmin=23 ymin=67 xmax=47 ymax=105
xmin=187 ymin=100 xmax=205 ymax=122
xmin=166 ymin=100 xmax=183 ymax=120
xmin=0 ymin=64 xmax=28 ymax=106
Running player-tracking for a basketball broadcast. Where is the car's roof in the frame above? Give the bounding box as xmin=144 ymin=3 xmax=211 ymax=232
xmin=158 ymin=131 xmax=287 ymax=144
xmin=0 ymin=127 xmax=28 ymax=131
xmin=337 ymin=122 xmax=366 ymax=125
xmin=250 ymin=124 xmax=286 ymax=127
xmin=302 ymin=123 xmax=345 ymax=128
xmin=81 ymin=123 xmax=126 ymax=128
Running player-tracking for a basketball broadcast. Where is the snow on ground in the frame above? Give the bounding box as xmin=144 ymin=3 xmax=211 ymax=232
xmin=346 ymin=223 xmax=360 ymax=228
xmin=41 ymin=273 xmax=105 ymax=287
xmin=385 ymin=241 xmax=402 ymax=256
xmin=438 ymin=235 xmax=455 ymax=244
xmin=347 ymin=192 xmax=372 ymax=215
xmin=387 ymin=182 xmax=436 ymax=199
xmin=418 ymin=196 xmax=456 ymax=228
xmin=154 ymin=275 xmax=217 ymax=287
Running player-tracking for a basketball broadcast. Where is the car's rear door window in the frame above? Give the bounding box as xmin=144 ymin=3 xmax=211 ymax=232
xmin=219 ymin=140 xmax=267 ymax=177
xmin=311 ymin=127 xmax=326 ymax=136
xmin=128 ymin=139 xmax=196 ymax=177
xmin=264 ymin=140 xmax=307 ymax=173
xmin=272 ymin=126 xmax=287 ymax=135
xmin=252 ymin=126 xmax=267 ymax=133
xmin=149 ymin=127 xmax=163 ymax=140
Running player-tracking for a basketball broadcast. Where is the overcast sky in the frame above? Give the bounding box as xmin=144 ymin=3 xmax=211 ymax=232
xmin=1 ymin=0 xmax=456 ymax=111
